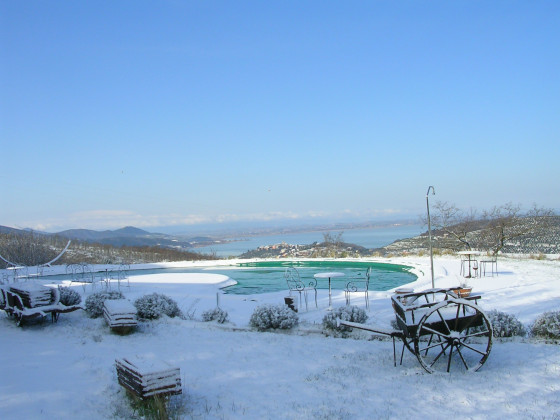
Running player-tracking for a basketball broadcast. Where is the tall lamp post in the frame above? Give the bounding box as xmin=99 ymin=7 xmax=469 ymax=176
xmin=426 ymin=186 xmax=436 ymax=288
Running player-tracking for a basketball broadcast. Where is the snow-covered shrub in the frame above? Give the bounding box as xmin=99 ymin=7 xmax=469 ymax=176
xmin=201 ymin=307 xmax=229 ymax=324
xmin=249 ymin=304 xmax=299 ymax=331
xmin=323 ymin=305 xmax=368 ymax=336
xmin=84 ymin=291 xmax=124 ymax=318
xmin=134 ymin=293 xmax=182 ymax=320
xmin=531 ymin=311 xmax=560 ymax=339
xmin=58 ymin=286 xmax=81 ymax=306
xmin=485 ymin=310 xmax=526 ymax=337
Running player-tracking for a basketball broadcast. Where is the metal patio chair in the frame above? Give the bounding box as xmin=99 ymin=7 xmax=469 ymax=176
xmin=284 ymin=267 xmax=317 ymax=311
xmin=345 ymin=267 xmax=372 ymax=309
xmin=480 ymin=254 xmax=498 ymax=277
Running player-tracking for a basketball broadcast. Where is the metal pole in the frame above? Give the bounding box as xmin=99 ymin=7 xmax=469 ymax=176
xmin=426 ymin=186 xmax=436 ymax=288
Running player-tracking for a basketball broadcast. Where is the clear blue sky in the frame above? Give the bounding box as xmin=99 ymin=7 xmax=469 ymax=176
xmin=1 ymin=1 xmax=559 ymax=233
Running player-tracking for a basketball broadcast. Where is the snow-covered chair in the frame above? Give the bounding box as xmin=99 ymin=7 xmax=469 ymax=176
xmin=117 ymin=264 xmax=130 ymax=290
xmin=67 ymin=263 xmax=97 ymax=292
xmin=480 ymin=255 xmax=498 ymax=277
xmin=285 ymin=267 xmax=317 ymax=311
xmin=344 ymin=267 xmax=371 ymax=309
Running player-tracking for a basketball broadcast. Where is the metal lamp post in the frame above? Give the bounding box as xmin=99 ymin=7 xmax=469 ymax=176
xmin=426 ymin=186 xmax=436 ymax=288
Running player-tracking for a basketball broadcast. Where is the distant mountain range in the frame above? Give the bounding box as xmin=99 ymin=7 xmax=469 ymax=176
xmin=0 ymin=225 xmax=221 ymax=250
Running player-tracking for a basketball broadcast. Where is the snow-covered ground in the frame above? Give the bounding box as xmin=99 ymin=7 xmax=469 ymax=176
xmin=1 ymin=256 xmax=559 ymax=419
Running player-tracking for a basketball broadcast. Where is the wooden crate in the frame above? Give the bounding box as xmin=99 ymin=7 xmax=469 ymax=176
xmin=103 ymin=299 xmax=137 ymax=331
xmin=115 ymin=356 xmax=182 ymax=399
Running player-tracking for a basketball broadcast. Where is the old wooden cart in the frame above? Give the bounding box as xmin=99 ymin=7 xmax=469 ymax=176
xmin=339 ymin=287 xmax=493 ymax=373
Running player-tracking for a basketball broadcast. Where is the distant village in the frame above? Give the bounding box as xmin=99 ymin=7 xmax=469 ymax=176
xmin=240 ymin=241 xmax=374 ymax=259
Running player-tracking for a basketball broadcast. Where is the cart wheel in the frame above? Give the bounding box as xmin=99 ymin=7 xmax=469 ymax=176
xmin=414 ymin=299 xmax=493 ymax=373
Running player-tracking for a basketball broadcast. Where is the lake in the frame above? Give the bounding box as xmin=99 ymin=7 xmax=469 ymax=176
xmin=194 ymin=224 xmax=424 ymax=257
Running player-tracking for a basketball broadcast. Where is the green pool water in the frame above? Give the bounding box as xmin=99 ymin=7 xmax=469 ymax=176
xmin=42 ymin=261 xmax=416 ymax=296
xmin=217 ymin=260 xmax=416 ymax=295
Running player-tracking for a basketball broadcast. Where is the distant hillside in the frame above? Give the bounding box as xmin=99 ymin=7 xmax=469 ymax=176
xmin=0 ymin=225 xmax=218 ymax=267
xmin=0 ymin=225 xmax=24 ymax=235
xmin=57 ymin=226 xmax=152 ymax=242
xmin=54 ymin=226 xmax=221 ymax=249
xmin=0 ymin=225 xmax=226 ymax=252
xmin=381 ymin=215 xmax=560 ymax=256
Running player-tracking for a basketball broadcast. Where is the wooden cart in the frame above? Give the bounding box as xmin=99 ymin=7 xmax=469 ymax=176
xmin=339 ymin=287 xmax=493 ymax=373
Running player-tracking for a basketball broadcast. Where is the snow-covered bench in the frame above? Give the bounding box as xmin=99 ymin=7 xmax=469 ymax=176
xmin=115 ymin=356 xmax=182 ymax=399
xmin=1 ymin=284 xmax=82 ymax=326
xmin=103 ymin=299 xmax=137 ymax=333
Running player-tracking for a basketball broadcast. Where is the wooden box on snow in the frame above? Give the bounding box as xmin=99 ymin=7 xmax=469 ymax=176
xmin=115 ymin=356 xmax=182 ymax=399
xmin=103 ymin=299 xmax=137 ymax=330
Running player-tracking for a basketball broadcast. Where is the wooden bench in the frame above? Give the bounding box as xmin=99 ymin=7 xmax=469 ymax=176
xmin=103 ymin=299 xmax=137 ymax=333
xmin=115 ymin=356 xmax=182 ymax=400
xmin=1 ymin=284 xmax=82 ymax=326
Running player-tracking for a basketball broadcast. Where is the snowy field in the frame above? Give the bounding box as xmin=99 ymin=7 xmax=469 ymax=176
xmin=1 ymin=256 xmax=559 ymax=419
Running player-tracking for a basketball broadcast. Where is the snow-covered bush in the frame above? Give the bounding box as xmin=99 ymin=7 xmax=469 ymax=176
xmin=323 ymin=305 xmax=368 ymax=336
xmin=84 ymin=291 xmax=124 ymax=318
xmin=531 ymin=311 xmax=560 ymax=339
xmin=58 ymin=286 xmax=81 ymax=306
xmin=201 ymin=307 xmax=229 ymax=324
xmin=249 ymin=304 xmax=299 ymax=331
xmin=485 ymin=310 xmax=526 ymax=337
xmin=134 ymin=293 xmax=182 ymax=320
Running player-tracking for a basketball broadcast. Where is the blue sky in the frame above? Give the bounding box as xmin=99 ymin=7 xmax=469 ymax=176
xmin=1 ymin=1 xmax=559 ymax=233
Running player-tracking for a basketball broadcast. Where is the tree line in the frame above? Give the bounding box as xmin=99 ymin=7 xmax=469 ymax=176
xmin=425 ymin=202 xmax=556 ymax=255
xmin=0 ymin=231 xmax=217 ymax=269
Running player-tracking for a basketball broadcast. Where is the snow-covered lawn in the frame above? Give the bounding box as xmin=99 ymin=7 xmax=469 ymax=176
xmin=1 ymin=256 xmax=559 ymax=419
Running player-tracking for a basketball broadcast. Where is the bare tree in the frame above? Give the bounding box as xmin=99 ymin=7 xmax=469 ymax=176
xmin=428 ymin=201 xmax=480 ymax=250
xmin=479 ymin=202 xmax=555 ymax=255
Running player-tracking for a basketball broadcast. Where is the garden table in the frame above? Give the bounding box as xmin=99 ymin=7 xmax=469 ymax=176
xmin=314 ymin=272 xmax=345 ymax=309
xmin=458 ymin=250 xmax=483 ymax=278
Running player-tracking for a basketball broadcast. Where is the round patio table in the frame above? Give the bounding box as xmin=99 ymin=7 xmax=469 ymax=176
xmin=314 ymin=272 xmax=345 ymax=309
xmin=458 ymin=250 xmax=483 ymax=278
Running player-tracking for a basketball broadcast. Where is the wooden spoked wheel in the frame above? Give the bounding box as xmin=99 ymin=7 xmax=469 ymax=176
xmin=414 ymin=299 xmax=493 ymax=373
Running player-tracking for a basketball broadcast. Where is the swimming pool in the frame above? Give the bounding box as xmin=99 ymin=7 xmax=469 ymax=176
xmin=118 ymin=261 xmax=415 ymax=295
xmin=42 ymin=261 xmax=416 ymax=295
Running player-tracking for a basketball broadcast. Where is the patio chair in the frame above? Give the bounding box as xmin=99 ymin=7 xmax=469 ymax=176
xmin=67 ymin=263 xmax=96 ymax=292
xmin=117 ymin=264 xmax=130 ymax=290
xmin=284 ymin=267 xmax=317 ymax=311
xmin=480 ymin=255 xmax=498 ymax=277
xmin=345 ymin=267 xmax=372 ymax=309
